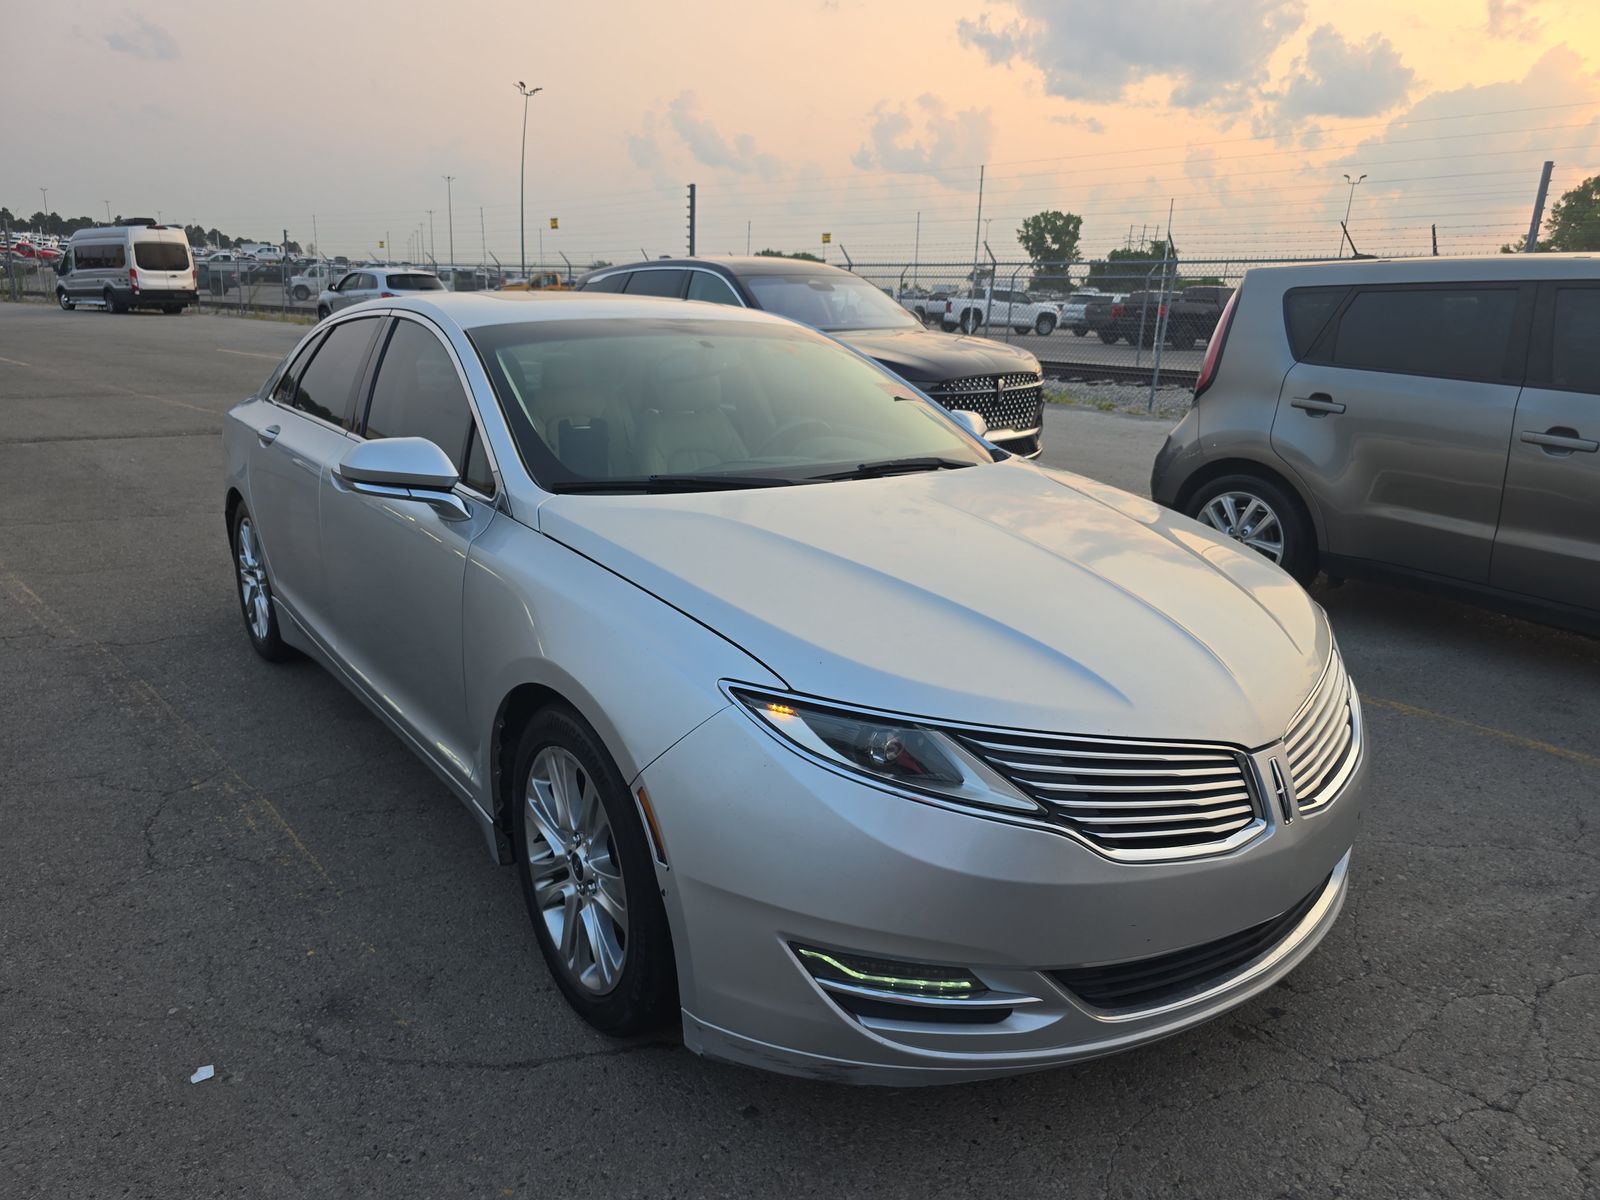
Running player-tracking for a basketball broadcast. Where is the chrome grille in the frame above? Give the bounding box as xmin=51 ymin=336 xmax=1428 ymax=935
xmin=1285 ymin=651 xmax=1358 ymax=814
xmin=961 ymin=731 xmax=1262 ymax=859
xmin=925 ymin=372 xmax=1043 ymax=434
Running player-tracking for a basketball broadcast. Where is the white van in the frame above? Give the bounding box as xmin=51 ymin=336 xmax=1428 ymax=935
xmin=56 ymin=221 xmax=197 ymax=313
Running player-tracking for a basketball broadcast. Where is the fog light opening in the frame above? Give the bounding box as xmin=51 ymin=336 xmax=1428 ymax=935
xmin=793 ymin=945 xmax=986 ymax=998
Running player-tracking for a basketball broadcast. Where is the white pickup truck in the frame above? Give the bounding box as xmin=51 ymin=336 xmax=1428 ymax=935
xmin=940 ymin=286 xmax=1059 ymax=336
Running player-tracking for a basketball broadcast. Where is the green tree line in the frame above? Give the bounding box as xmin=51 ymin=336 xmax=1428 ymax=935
xmin=0 ymin=207 xmax=287 ymax=253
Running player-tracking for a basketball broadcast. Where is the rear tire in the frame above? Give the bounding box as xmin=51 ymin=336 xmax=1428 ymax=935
xmin=1072 ymin=326 xmax=1087 ymax=337
xmin=292 ymin=285 xmax=310 ymax=301
xmin=163 ymin=304 xmax=182 ymax=315
xmin=103 ymin=287 xmax=123 ymax=314
xmin=511 ymin=707 xmax=677 ymax=1036
xmin=1035 ymin=314 xmax=1057 ymax=336
xmin=230 ymin=505 xmax=295 ymax=662
xmin=1098 ymin=330 xmax=1118 ymax=344
xmin=1185 ymin=474 xmax=1318 ymax=585
xmin=959 ymin=310 xmax=982 ymax=334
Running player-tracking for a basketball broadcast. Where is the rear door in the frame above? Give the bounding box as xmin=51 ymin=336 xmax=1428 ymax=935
xmin=318 ymin=315 xmax=499 ymax=786
xmin=1272 ymin=282 xmax=1531 ymax=583
xmin=131 ymin=234 xmax=192 ymax=296
xmin=246 ymin=316 xmax=382 ymax=637
xmin=1490 ymin=281 xmax=1600 ymax=611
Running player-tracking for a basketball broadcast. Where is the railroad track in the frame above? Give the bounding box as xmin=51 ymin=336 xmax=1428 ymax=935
xmin=1039 ymin=359 xmax=1198 ymax=388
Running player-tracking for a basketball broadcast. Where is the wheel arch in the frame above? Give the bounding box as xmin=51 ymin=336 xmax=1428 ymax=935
xmin=1174 ymin=456 xmax=1323 ymax=552
xmin=224 ymin=486 xmax=245 ymax=539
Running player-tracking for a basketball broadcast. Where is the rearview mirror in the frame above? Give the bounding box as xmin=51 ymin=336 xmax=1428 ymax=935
xmin=951 ymin=409 xmax=988 ymax=440
xmin=336 ymin=437 xmax=468 ymax=519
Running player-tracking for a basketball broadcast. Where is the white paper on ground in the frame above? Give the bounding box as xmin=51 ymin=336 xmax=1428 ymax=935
xmin=189 ymin=1064 xmax=215 ymax=1084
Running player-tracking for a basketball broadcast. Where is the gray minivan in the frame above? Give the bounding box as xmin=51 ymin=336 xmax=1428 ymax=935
xmin=56 ymin=221 xmax=197 ymax=313
xmin=1151 ymin=254 xmax=1599 ymax=632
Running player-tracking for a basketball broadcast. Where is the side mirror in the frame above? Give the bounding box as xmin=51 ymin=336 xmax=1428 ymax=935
xmin=336 ymin=437 xmax=468 ymax=520
xmin=951 ymin=409 xmax=988 ymax=440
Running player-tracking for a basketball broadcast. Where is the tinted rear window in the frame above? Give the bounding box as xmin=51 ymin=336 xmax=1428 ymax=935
xmin=1284 ymin=287 xmax=1348 ymax=359
xmin=1331 ymin=287 xmax=1520 ymax=383
xmin=582 ymin=273 xmax=629 ymax=293
xmin=387 ymin=274 xmax=443 ymax=291
xmin=135 ymin=241 xmax=189 ymax=270
xmin=624 ymin=270 xmax=687 ymax=298
xmin=1551 ymin=288 xmax=1600 ymax=394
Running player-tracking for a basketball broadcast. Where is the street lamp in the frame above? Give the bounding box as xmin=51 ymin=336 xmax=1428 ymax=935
xmin=39 ymin=187 xmax=48 ymax=218
xmin=515 ymin=81 xmax=543 ymax=279
xmin=442 ymin=175 xmax=455 ymax=269
xmin=1340 ymin=173 xmax=1367 ymax=257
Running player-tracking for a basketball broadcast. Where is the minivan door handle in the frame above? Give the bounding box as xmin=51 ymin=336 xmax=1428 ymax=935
xmin=257 ymin=424 xmax=281 ymax=446
xmin=1291 ymin=393 xmax=1346 ymax=416
xmin=1521 ymin=427 xmax=1599 ymax=455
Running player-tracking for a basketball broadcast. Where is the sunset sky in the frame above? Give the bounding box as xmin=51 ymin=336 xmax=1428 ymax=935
xmin=4 ymin=0 xmax=1598 ymax=268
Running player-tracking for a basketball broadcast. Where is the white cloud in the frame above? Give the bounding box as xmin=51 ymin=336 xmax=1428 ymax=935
xmin=1485 ymin=0 xmax=1542 ymax=39
xmin=852 ymin=95 xmax=995 ymax=174
xmin=1255 ymin=24 xmax=1414 ymax=136
xmin=666 ymin=92 xmax=781 ymax=178
xmin=957 ymin=0 xmax=1306 ymax=112
xmin=104 ymin=14 xmax=178 ymax=61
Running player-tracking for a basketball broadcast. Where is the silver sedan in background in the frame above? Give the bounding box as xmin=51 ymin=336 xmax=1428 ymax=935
xmin=223 ymin=292 xmax=1367 ymax=1084
xmin=316 ymin=266 xmax=445 ymax=319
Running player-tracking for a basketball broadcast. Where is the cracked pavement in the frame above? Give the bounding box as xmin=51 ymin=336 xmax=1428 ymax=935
xmin=1 ymin=304 xmax=1596 ymax=1198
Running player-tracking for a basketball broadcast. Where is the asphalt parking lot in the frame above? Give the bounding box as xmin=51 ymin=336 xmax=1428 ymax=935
xmin=2 ymin=303 xmax=1597 ymax=1198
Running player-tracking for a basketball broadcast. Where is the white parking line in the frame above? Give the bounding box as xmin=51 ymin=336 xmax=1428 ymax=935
xmin=0 ymin=354 xmax=30 ymax=367
xmin=216 ymin=349 xmax=281 ymax=360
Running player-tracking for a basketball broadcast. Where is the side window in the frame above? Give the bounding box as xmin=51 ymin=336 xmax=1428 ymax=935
xmin=582 ymin=272 xmax=629 ymax=293
xmin=686 ymin=271 xmax=741 ymax=306
xmin=1550 ymin=288 xmax=1600 ymax=394
xmin=1331 ymin=287 xmax=1521 ymax=383
xmin=624 ymin=269 xmax=687 ymax=298
xmin=292 ymin=318 xmax=378 ymax=428
xmin=270 ymin=331 xmax=326 ymax=404
xmin=363 ymin=319 xmax=477 ymax=476
xmin=461 ymin=426 xmax=496 ymax=495
xmin=1283 ymin=287 xmax=1348 ymax=360
xmin=108 ymin=244 xmax=126 ymax=268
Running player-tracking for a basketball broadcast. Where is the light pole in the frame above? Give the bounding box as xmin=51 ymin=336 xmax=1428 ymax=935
xmin=39 ymin=187 xmax=48 ymax=219
xmin=442 ymin=175 xmax=455 ymax=269
xmin=1340 ymin=173 xmax=1366 ymax=257
xmin=103 ymin=200 xmax=111 ymax=223
xmin=515 ymin=81 xmax=543 ymax=280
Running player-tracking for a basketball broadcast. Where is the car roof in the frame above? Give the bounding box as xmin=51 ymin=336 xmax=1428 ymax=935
xmin=1246 ymin=252 xmax=1600 ymax=286
xmin=591 ymin=255 xmax=849 ymax=279
xmin=372 ymin=290 xmax=797 ymax=330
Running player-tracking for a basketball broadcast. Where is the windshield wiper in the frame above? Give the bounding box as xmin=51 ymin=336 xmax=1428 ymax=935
xmin=810 ymin=457 xmax=978 ymax=482
xmin=549 ymin=473 xmax=798 ymax=494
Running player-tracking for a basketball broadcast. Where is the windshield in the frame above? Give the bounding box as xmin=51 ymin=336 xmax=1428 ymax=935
xmin=744 ymin=273 xmax=919 ymax=332
xmin=134 ymin=241 xmax=190 ymax=270
xmin=469 ymin=318 xmax=993 ymax=491
xmin=388 ymin=273 xmax=443 ymax=291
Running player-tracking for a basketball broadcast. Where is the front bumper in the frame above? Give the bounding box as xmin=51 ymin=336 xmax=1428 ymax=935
xmin=639 ymin=703 xmax=1368 ymax=1085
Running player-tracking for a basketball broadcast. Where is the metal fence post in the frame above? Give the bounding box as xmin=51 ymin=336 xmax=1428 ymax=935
xmin=1134 ymin=265 xmax=1158 ymax=368
xmin=1148 ymin=254 xmax=1175 ymax=410
xmin=1004 ymin=263 xmax=1024 ymax=343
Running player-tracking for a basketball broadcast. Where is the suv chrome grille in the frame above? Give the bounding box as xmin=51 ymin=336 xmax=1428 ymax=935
xmin=925 ymin=372 xmax=1043 ymax=434
xmin=960 ymin=731 xmax=1261 ymax=858
xmin=1285 ymin=651 xmax=1358 ymax=814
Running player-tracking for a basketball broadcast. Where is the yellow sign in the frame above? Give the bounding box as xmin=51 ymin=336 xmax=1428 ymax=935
xmin=378 ymin=240 xmax=385 ymax=248
xmin=549 ymin=217 xmax=559 ymax=230
xmin=821 ymin=232 xmax=831 ymax=244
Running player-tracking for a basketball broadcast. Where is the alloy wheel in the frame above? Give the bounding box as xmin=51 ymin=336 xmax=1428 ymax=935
xmin=235 ymin=518 xmax=272 ymax=640
xmin=523 ymin=747 xmax=628 ymax=995
xmin=1198 ymin=491 xmax=1285 ymax=562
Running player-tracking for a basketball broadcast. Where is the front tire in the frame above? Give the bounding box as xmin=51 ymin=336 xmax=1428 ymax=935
xmin=511 ymin=707 xmax=676 ymax=1036
xmin=316 ymin=305 xmax=330 ymax=320
xmin=1186 ymin=474 xmax=1317 ymax=585
xmin=231 ymin=505 xmax=295 ymax=661
xmin=1098 ymin=330 xmax=1118 ymax=344
xmin=57 ymin=290 xmax=74 ymax=311
xmin=959 ymin=310 xmax=982 ymax=335
xmin=1035 ymin=314 xmax=1057 ymax=336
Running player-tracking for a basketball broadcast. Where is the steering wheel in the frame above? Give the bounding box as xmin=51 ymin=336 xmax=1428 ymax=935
xmin=756 ymin=420 xmax=835 ymax=458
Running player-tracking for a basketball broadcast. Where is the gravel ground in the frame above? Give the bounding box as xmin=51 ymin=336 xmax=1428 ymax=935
xmin=1044 ymin=379 xmax=1195 ymax=419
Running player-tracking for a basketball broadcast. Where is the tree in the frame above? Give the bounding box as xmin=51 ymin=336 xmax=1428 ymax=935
xmin=587 ymin=259 xmax=613 ymax=270
xmin=755 ymin=248 xmax=822 ymax=262
xmin=1502 ymin=176 xmax=1600 ymax=252
xmin=1084 ymin=240 xmax=1179 ymax=293
xmin=1016 ymin=211 xmax=1083 ymax=290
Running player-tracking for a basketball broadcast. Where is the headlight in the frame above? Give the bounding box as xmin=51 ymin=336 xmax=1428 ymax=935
xmin=731 ymin=689 xmax=1039 ymax=815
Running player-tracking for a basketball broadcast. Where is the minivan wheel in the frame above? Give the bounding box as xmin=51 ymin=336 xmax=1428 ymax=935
xmin=1187 ymin=474 xmax=1317 ymax=584
xmin=57 ymin=290 xmax=74 ymax=311
xmin=103 ymin=287 xmax=123 ymax=314
xmin=231 ymin=506 xmax=294 ymax=661
xmin=511 ymin=707 xmax=676 ymax=1036
xmin=1035 ymin=313 xmax=1057 ymax=336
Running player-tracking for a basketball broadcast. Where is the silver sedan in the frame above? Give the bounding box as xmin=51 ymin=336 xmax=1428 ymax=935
xmin=222 ymin=292 xmax=1368 ymax=1085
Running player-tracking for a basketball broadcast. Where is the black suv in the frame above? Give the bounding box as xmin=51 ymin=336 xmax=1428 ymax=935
xmin=577 ymin=257 xmax=1046 ymax=457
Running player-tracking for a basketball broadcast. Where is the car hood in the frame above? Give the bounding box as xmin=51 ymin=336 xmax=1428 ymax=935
xmin=833 ymin=327 xmax=1039 ymax=384
xmin=538 ymin=463 xmax=1330 ymax=747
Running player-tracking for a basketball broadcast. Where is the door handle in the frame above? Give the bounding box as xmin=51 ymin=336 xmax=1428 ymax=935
xmin=257 ymin=424 xmax=281 ymax=446
xmin=1521 ymin=427 xmax=1599 ymax=454
xmin=1291 ymin=393 xmax=1346 ymax=416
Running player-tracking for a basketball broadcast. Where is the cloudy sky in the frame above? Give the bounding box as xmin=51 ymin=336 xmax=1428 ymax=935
xmin=3 ymin=0 xmax=1597 ymax=267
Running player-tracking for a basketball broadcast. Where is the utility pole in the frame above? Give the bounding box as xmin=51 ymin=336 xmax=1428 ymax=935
xmin=39 ymin=187 xmax=48 ymax=217
xmin=515 ymin=82 xmax=543 ymax=280
xmin=970 ymin=165 xmax=985 ymax=287
xmin=1148 ymin=198 xmax=1176 ymax=411
xmin=442 ymin=176 xmax=455 ymax=269
xmin=312 ymin=214 xmax=320 ymax=262
xmin=480 ymin=207 xmax=487 ymax=272
xmin=1524 ymin=160 xmax=1554 ymax=252
xmin=426 ymin=209 xmax=436 ymax=261
xmin=1431 ymin=223 xmax=1439 ymax=256
xmin=687 ymin=183 xmax=697 ymax=256
xmin=103 ymin=200 xmax=111 ymax=223
xmin=913 ymin=211 xmax=921 ymax=286
xmin=746 ymin=219 xmax=751 ymax=255
xmin=1339 ymin=173 xmax=1367 ymax=258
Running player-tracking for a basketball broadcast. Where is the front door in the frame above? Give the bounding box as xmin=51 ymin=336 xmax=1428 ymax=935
xmin=1491 ymin=282 xmax=1600 ymax=612
xmin=245 ymin=316 xmax=381 ymax=635
xmin=1271 ymin=283 xmax=1530 ymax=583
xmin=318 ymin=315 xmax=499 ymax=789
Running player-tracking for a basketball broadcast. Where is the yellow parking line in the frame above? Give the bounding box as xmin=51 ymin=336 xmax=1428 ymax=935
xmin=1364 ymin=695 xmax=1600 ymax=770
xmin=216 ymin=349 xmax=281 ymax=360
